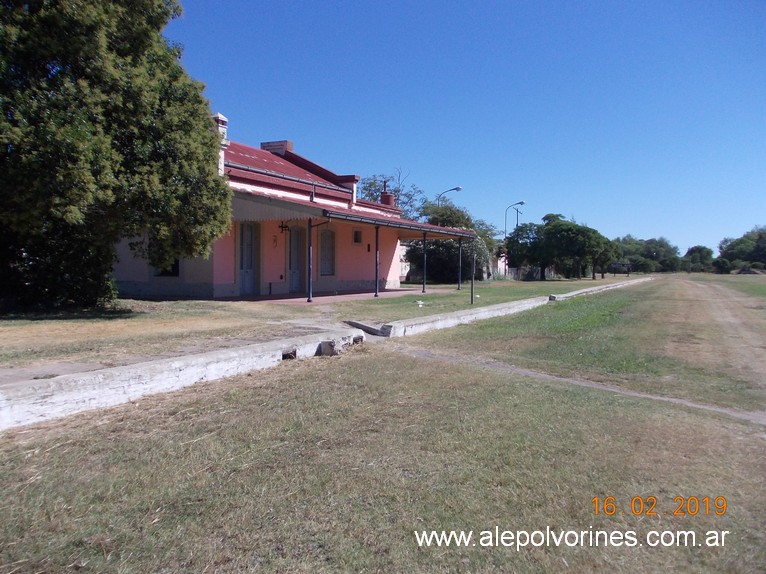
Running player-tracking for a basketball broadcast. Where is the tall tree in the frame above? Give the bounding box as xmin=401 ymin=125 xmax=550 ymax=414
xmin=405 ymin=199 xmax=490 ymax=282
xmin=1 ymin=0 xmax=231 ymax=306
xmin=505 ymin=222 xmax=548 ymax=280
xmin=508 ymin=217 xmax=616 ymax=280
xmin=683 ymin=245 xmax=714 ymax=272
xmin=613 ymin=235 xmax=680 ymax=273
xmin=357 ymin=169 xmax=425 ymax=220
xmin=719 ymin=226 xmax=766 ymax=267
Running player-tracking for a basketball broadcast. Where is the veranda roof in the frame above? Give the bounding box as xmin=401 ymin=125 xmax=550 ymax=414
xmin=231 ymin=189 xmax=477 ymax=241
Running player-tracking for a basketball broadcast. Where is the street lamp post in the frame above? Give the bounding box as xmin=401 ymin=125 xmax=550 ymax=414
xmin=430 ymin=186 xmax=461 ymax=290
xmin=513 ymin=205 xmax=523 ymax=228
xmin=435 ymin=186 xmax=462 ymax=207
xmin=503 ymin=200 xmax=525 ymax=277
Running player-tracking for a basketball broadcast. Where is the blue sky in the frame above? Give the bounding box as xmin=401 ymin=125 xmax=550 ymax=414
xmin=164 ymin=0 xmax=765 ymax=255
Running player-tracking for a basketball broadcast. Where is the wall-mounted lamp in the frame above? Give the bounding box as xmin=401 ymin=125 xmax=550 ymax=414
xmin=279 ymin=221 xmax=289 ymax=233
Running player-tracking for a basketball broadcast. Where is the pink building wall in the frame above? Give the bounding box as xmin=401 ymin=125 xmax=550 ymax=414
xmin=310 ymin=221 xmax=400 ymax=290
xmin=212 ymin=225 xmax=235 ymax=285
xmin=262 ymin=221 xmax=287 ymax=285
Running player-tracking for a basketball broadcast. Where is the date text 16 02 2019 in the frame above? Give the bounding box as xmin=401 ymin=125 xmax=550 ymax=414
xmin=592 ymin=495 xmax=727 ymax=517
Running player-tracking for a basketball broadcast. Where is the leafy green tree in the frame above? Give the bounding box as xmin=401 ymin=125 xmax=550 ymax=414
xmin=593 ymin=239 xmax=621 ymax=278
xmin=505 ymin=218 xmax=568 ymax=281
xmin=505 ymin=222 xmax=541 ymax=278
xmin=683 ymin=245 xmax=714 ymax=272
xmin=584 ymin=229 xmax=617 ymax=279
xmin=543 ymin=221 xmax=613 ymax=279
xmin=358 ymin=169 xmax=425 ymax=220
xmin=1 ymin=0 xmax=231 ymax=306
xmin=405 ymin=200 xmax=491 ymax=282
xmin=712 ymin=258 xmax=732 ymax=274
xmin=613 ymin=235 xmax=680 ymax=273
xmin=545 ymin=221 xmax=590 ymax=278
xmin=507 ymin=216 xmax=616 ymax=281
xmin=642 ymin=237 xmax=680 ymax=271
xmin=719 ymin=226 xmax=766 ymax=267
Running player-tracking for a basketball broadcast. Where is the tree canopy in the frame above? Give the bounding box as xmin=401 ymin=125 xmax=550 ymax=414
xmin=717 ymin=226 xmax=766 ymax=271
xmin=357 ymin=169 xmax=425 ymax=221
xmin=505 ymin=216 xmax=615 ymax=280
xmin=405 ymin=199 xmax=495 ymax=283
xmin=612 ymin=235 xmax=680 ymax=273
xmin=683 ymin=245 xmax=714 ymax=272
xmin=1 ymin=0 xmax=231 ymax=306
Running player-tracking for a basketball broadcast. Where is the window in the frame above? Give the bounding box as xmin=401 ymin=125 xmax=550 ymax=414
xmin=155 ymin=259 xmax=180 ymax=277
xmin=352 ymin=229 xmax=363 ymax=244
xmin=320 ymin=229 xmax=335 ymax=276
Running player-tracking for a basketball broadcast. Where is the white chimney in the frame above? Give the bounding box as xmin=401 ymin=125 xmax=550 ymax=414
xmin=212 ymin=113 xmax=229 ymax=176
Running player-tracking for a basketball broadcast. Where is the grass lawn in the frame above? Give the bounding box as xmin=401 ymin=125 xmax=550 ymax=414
xmin=411 ymin=276 xmax=766 ymax=411
xmin=0 ymin=277 xmax=630 ymax=368
xmin=1 ymin=274 xmax=764 ymax=572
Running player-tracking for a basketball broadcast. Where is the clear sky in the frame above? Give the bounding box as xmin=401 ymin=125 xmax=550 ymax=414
xmin=164 ymin=0 xmax=765 ymax=255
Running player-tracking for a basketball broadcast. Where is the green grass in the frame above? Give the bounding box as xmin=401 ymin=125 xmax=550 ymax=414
xmin=411 ymin=280 xmax=764 ymax=410
xmin=2 ymin=274 xmax=764 ymax=572
xmin=688 ymin=273 xmax=766 ymax=299
xmin=328 ymin=278 xmax=628 ymax=323
xmin=1 ymin=347 xmax=764 ymax=573
xmin=0 ymin=277 xmax=632 ymax=367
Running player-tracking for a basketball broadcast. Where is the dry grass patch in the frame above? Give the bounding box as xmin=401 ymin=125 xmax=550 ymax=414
xmin=0 ymin=278 xmax=631 ymax=369
xmin=1 ymin=345 xmax=764 ymax=573
xmin=0 ymin=299 xmax=320 ymax=368
xmin=412 ymin=276 xmax=765 ymax=410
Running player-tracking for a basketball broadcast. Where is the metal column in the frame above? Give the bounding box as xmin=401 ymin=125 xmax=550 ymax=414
xmin=374 ymin=225 xmax=380 ymax=297
xmin=470 ymin=249 xmax=476 ymax=304
xmin=422 ymin=232 xmax=427 ymax=294
xmin=307 ymin=218 xmax=313 ymax=303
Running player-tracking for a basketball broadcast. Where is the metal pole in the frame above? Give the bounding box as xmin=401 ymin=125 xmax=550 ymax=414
xmin=422 ymin=232 xmax=427 ymax=294
xmin=504 ymin=201 xmax=525 ymax=279
xmin=470 ymin=249 xmax=476 ymax=304
xmin=504 ymin=208 xmax=508 ymax=277
xmin=307 ymin=218 xmax=313 ymax=303
xmin=374 ymin=225 xmax=380 ymax=297
xmin=457 ymin=237 xmax=462 ymax=290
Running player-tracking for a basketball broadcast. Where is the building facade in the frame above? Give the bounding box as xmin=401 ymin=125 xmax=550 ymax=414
xmin=113 ymin=114 xmax=475 ymax=300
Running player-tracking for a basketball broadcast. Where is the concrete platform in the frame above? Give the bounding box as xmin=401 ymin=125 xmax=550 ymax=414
xmin=0 ymin=278 xmax=651 ymax=431
xmin=377 ymin=296 xmax=550 ymax=337
xmin=352 ymin=278 xmax=653 ymax=338
xmin=0 ymin=328 xmax=364 ymax=431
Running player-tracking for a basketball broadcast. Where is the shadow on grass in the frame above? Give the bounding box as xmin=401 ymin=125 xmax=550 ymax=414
xmin=0 ymin=306 xmax=140 ymax=322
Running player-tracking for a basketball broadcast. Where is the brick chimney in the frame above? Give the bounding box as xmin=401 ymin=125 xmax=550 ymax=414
xmin=260 ymin=140 xmax=294 ymax=156
xmin=381 ymin=180 xmax=395 ymax=206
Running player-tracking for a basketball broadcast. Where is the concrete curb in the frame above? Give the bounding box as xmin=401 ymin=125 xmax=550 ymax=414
xmin=378 ymin=278 xmax=652 ymax=338
xmin=0 ymin=328 xmax=365 ymax=431
xmin=380 ymin=296 xmax=550 ymax=337
xmin=548 ymin=276 xmax=653 ymax=301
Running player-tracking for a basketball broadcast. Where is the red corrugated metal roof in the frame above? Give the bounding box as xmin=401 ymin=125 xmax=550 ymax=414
xmin=225 ymin=142 xmax=343 ymax=190
xmin=225 ymin=140 xmax=476 ymax=239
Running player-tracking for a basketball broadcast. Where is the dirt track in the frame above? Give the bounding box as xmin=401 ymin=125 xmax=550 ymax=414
xmin=663 ymin=278 xmax=766 ymax=391
xmin=393 ymin=276 xmax=766 ymax=426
